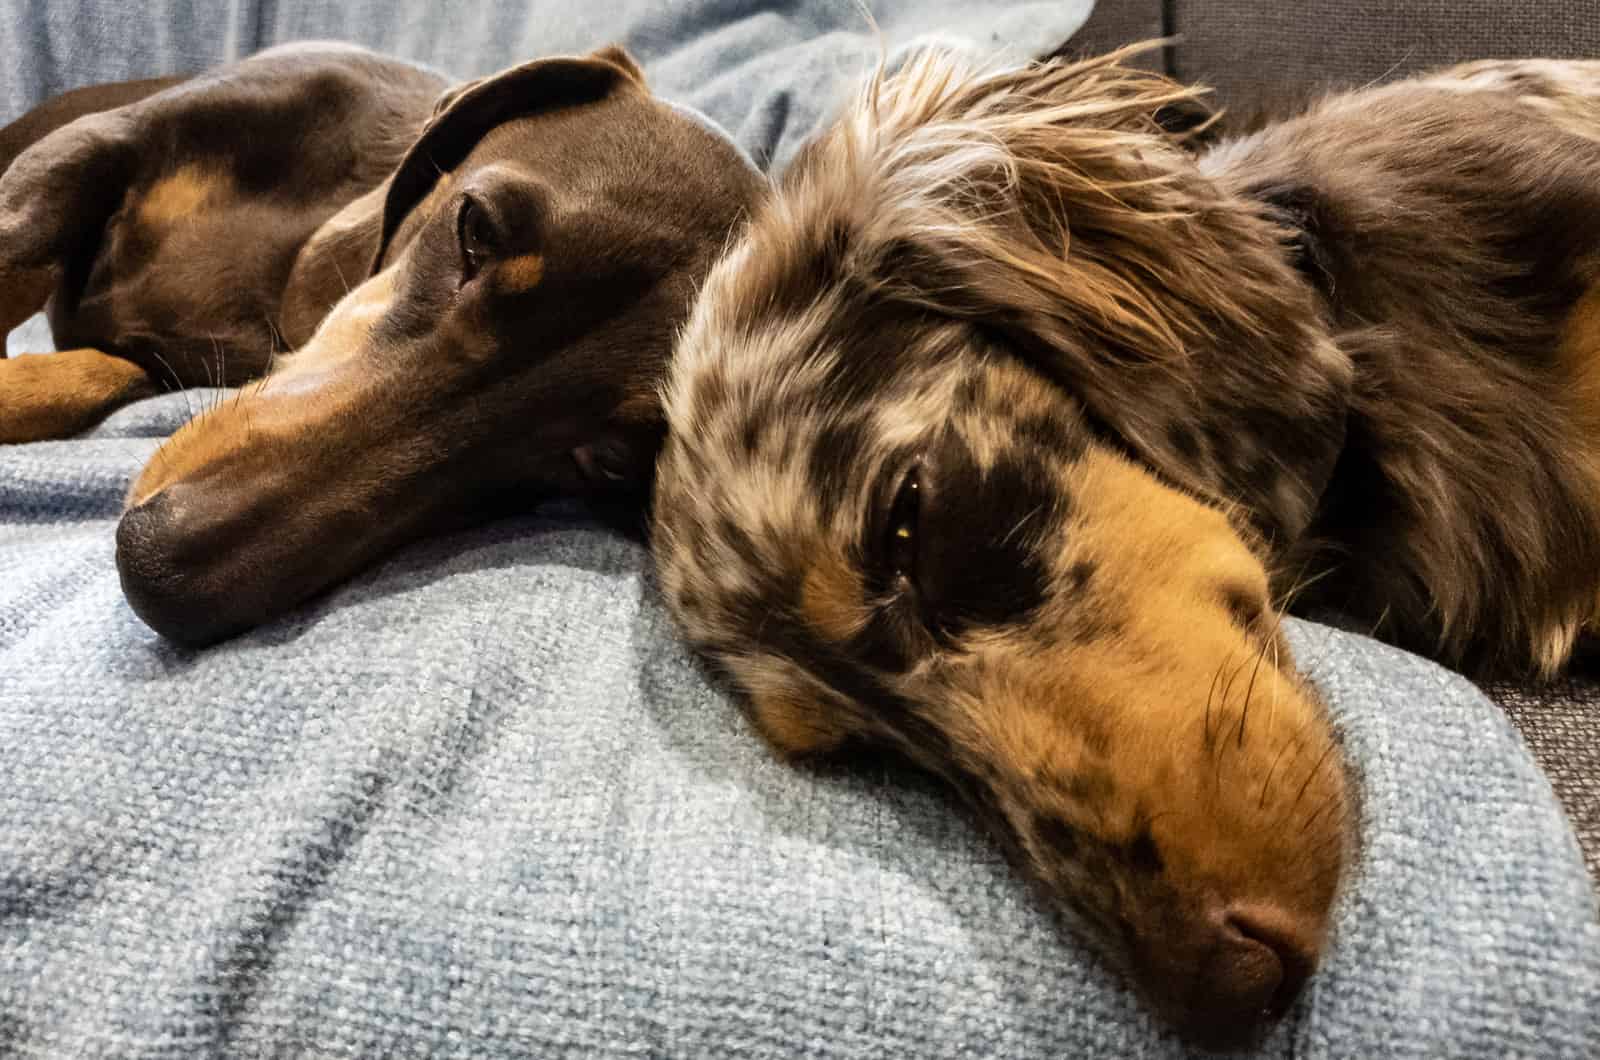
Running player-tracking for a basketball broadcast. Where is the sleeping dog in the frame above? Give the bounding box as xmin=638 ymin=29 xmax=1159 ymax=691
xmin=0 ymin=41 xmax=763 ymax=644
xmin=653 ymin=46 xmax=1600 ymax=1047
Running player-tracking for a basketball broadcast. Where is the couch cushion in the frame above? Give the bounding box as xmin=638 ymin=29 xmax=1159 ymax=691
xmin=1489 ymin=677 xmax=1600 ymax=883
xmin=1173 ymin=0 xmax=1600 ymax=117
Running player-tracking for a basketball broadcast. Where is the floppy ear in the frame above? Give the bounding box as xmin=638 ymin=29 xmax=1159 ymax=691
xmin=815 ymin=46 xmax=1350 ymax=545
xmin=371 ymin=45 xmax=647 ymax=272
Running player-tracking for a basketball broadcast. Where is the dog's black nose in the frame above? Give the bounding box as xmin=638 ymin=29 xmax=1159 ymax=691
xmin=1177 ymin=903 xmax=1318 ymax=1049
xmin=116 ymin=486 xmax=243 ymax=646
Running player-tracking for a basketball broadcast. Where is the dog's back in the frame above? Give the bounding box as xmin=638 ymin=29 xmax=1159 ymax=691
xmin=1199 ymin=60 xmax=1600 ymax=674
xmin=0 ymin=76 xmax=189 ymax=178
xmin=0 ymin=45 xmax=445 ymax=386
xmin=1426 ymin=58 xmax=1600 ymax=138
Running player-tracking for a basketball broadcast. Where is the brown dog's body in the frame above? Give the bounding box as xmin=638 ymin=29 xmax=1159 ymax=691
xmin=0 ymin=42 xmax=764 ymax=643
xmin=0 ymin=45 xmax=444 ymax=428
xmin=653 ymin=49 xmax=1600 ymax=1046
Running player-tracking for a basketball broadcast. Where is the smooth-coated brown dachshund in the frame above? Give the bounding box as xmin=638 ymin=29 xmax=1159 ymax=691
xmin=0 ymin=41 xmax=765 ymax=645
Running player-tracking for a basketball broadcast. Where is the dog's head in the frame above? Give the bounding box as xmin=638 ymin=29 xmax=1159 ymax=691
xmin=653 ymin=47 xmax=1353 ymax=1048
xmin=116 ymin=46 xmax=765 ymax=645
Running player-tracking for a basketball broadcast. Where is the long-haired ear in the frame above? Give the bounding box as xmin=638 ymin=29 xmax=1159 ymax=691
xmin=794 ymin=44 xmax=1350 ymax=545
xmin=1030 ymin=38 xmax=1224 ymax=147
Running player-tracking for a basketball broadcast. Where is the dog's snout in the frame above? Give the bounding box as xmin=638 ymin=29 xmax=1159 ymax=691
xmin=116 ymin=489 xmax=182 ymax=608
xmin=1227 ymin=905 xmax=1318 ymax=1017
xmin=116 ymin=485 xmax=243 ymax=646
xmin=1173 ymin=902 xmax=1319 ymax=1049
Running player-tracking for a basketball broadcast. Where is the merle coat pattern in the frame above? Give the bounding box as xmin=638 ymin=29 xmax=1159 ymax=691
xmin=651 ymin=46 xmax=1600 ymax=1047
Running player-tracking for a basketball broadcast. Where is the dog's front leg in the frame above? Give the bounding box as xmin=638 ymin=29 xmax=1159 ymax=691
xmin=0 ymin=86 xmax=166 ymax=441
xmin=0 ymin=348 xmax=154 ymax=443
xmin=0 ymin=252 xmax=153 ymax=442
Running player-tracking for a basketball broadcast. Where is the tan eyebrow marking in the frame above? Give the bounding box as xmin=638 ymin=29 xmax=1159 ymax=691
xmin=498 ymin=253 xmax=545 ymax=292
xmin=138 ymin=164 xmax=225 ymax=228
xmin=801 ymin=552 xmax=865 ymax=643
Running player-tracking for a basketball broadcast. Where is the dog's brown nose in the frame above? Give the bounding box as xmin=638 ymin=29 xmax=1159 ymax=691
xmin=1174 ymin=903 xmax=1319 ymax=1049
xmin=116 ymin=485 xmax=245 ymax=646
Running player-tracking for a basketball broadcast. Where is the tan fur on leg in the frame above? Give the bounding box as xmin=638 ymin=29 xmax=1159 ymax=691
xmin=0 ymin=348 xmax=154 ymax=442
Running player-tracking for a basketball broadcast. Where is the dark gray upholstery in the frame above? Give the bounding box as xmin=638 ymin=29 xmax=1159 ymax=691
xmin=1065 ymin=0 xmax=1164 ymax=60
xmin=1078 ymin=0 xmax=1600 ymax=884
xmin=1175 ymin=0 xmax=1600 ymax=122
xmin=1490 ymin=679 xmax=1600 ymax=885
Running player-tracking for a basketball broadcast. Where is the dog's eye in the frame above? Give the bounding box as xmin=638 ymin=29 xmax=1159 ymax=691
xmin=886 ymin=467 xmax=922 ymax=582
xmin=457 ymin=195 xmax=497 ymax=282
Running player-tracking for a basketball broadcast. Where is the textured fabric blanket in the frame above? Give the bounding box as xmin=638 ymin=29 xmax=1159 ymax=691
xmin=3 ymin=2 xmax=1600 ymax=1057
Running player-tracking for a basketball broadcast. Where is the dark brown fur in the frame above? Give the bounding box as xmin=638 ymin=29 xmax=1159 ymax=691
xmin=1209 ymin=61 xmax=1600 ymax=676
xmin=0 ymin=42 xmax=765 ymax=643
xmin=652 ymin=45 xmax=1600 ymax=1047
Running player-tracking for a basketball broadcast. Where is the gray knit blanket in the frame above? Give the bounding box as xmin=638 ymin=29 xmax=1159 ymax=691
xmin=2 ymin=2 xmax=1599 ymax=1056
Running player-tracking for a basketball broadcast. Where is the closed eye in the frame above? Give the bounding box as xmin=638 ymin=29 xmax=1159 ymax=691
xmin=1220 ymin=583 xmax=1268 ymax=631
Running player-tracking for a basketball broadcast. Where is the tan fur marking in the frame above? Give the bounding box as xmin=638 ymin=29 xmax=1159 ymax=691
xmin=943 ymin=451 xmax=1342 ymax=915
xmin=0 ymin=349 xmax=153 ymax=443
xmin=138 ymin=165 xmax=223 ymax=228
xmin=747 ymin=687 xmax=850 ymax=757
xmin=126 ymin=267 xmax=397 ymax=507
xmin=800 ymin=552 xmax=864 ymax=643
xmin=497 ymin=253 xmax=545 ymax=292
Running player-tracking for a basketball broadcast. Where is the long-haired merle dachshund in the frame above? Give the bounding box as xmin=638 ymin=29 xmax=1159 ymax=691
xmin=652 ymin=44 xmax=1600 ymax=1047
